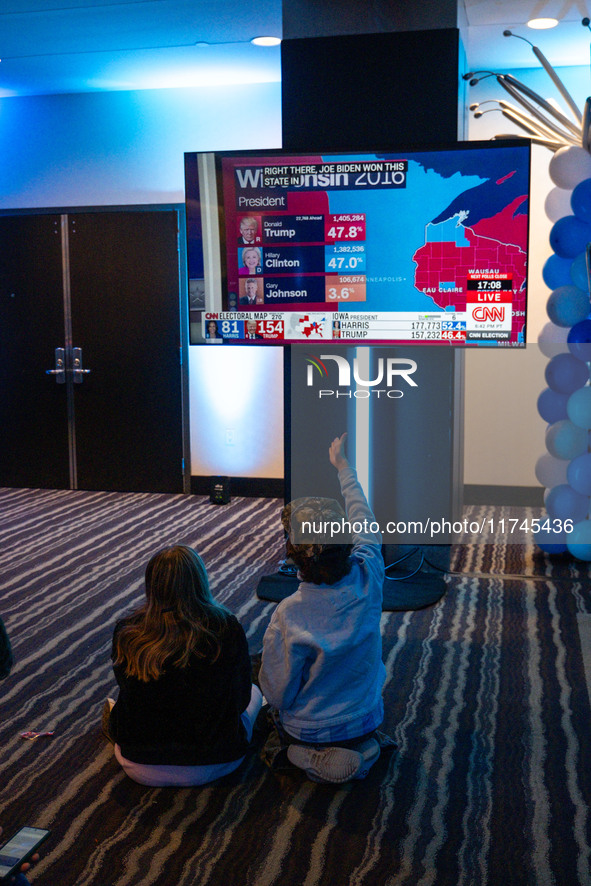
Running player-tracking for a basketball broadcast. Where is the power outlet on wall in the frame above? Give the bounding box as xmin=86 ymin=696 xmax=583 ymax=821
xmin=225 ymin=429 xmax=235 ymax=446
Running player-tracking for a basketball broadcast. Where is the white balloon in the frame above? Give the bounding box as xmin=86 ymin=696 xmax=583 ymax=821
xmin=545 ymin=186 xmax=574 ymax=222
xmin=538 ymin=321 xmax=569 ymax=358
xmin=549 ymin=146 xmax=591 ymax=190
xmin=535 ymin=452 xmax=569 ymax=487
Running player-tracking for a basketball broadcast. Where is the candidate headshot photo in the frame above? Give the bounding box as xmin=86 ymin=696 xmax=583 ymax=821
xmin=240 ymin=278 xmax=264 ymax=305
xmin=239 ymin=246 xmax=262 ymax=276
xmin=205 ymin=319 xmax=221 ymax=340
xmin=237 ymin=216 xmax=259 ymax=245
xmin=244 ymin=318 xmax=263 ymax=339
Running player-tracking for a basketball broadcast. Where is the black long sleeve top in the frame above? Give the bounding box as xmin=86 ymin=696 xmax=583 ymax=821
xmin=110 ymin=614 xmax=252 ymax=766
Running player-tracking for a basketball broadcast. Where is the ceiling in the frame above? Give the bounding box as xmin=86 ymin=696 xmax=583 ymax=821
xmin=464 ymin=0 xmax=591 ymax=70
xmin=0 ymin=0 xmax=589 ymax=98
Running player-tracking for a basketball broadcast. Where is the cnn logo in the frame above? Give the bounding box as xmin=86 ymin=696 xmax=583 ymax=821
xmin=471 ymin=305 xmax=505 ymax=323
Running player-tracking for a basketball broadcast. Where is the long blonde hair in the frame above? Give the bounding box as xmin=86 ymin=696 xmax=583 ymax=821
xmin=113 ymin=546 xmax=231 ymax=681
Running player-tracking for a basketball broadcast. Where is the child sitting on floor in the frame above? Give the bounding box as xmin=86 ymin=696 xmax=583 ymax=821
xmin=105 ymin=545 xmax=262 ymax=787
xmin=259 ymin=433 xmax=386 ymax=784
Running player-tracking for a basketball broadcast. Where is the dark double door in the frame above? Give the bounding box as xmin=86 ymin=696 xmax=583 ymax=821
xmin=0 ymin=210 xmax=185 ymax=493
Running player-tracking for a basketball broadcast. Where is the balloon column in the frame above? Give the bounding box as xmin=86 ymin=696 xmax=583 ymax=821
xmin=537 ymin=147 xmax=591 ymax=559
xmin=467 ymin=24 xmax=591 ymax=559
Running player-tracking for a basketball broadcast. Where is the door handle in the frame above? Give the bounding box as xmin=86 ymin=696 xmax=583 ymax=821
xmin=46 ymin=348 xmax=66 ymax=384
xmin=72 ymin=347 xmax=91 ymax=384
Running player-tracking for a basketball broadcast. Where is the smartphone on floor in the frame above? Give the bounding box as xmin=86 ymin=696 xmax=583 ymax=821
xmin=0 ymin=826 xmax=50 ymax=881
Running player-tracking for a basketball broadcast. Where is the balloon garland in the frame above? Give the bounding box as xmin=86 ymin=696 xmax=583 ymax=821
xmin=537 ymin=146 xmax=591 ymax=558
xmin=467 ymin=25 xmax=591 ymax=559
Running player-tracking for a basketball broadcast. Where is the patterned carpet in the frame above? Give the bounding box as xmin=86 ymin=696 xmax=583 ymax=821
xmin=457 ymin=504 xmax=591 ymax=580
xmin=1 ymin=488 xmax=590 ymax=885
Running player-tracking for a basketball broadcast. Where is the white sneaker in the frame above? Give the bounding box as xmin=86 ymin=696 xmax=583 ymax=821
xmin=287 ymin=739 xmax=380 ymax=783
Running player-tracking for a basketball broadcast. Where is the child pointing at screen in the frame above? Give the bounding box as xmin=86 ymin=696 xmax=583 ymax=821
xmin=259 ymin=433 xmax=386 ymax=783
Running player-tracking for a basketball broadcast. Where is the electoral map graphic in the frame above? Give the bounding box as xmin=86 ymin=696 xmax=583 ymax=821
xmin=318 ymin=151 xmax=528 ymax=319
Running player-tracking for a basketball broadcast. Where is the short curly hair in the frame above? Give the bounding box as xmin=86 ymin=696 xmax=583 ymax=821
xmin=281 ymin=497 xmax=352 ymax=585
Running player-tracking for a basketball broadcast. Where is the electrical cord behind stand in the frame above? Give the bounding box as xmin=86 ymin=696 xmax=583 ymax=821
xmin=422 ymin=556 xmax=463 ymax=575
xmin=278 ymin=550 xmax=457 ymax=582
xmin=384 ymin=547 xmax=426 ymax=581
xmin=278 ymin=559 xmax=298 ymax=576
xmin=384 ymin=548 xmax=464 ymax=581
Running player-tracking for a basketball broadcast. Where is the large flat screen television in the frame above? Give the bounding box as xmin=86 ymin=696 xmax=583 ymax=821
xmin=185 ymin=141 xmax=530 ymax=346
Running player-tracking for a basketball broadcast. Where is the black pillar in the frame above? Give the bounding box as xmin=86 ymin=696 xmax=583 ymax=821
xmin=281 ymin=5 xmax=465 ymax=578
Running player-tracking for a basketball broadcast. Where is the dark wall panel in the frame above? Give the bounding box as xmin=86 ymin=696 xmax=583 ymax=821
xmin=282 ymin=29 xmax=461 ymax=152
xmin=0 ymin=215 xmax=70 ymax=488
xmin=69 ymin=211 xmax=184 ymax=493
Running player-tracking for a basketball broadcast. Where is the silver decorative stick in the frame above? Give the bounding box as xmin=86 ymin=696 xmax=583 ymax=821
xmin=503 ymin=31 xmax=582 ymax=124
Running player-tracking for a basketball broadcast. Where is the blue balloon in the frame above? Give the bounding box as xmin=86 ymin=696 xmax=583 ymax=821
xmin=534 ymin=527 xmax=568 ymax=554
xmin=546 ymin=419 xmax=589 ymax=459
xmin=571 ymin=178 xmax=591 ymax=223
xmin=566 ymin=518 xmax=591 ymax=560
xmin=546 ymin=285 xmax=590 ymax=327
xmin=545 ymin=484 xmax=590 ymax=523
xmin=567 ymin=319 xmax=591 ymax=361
xmin=550 ymin=216 xmax=591 ymax=259
xmin=567 ymin=386 xmax=591 ymax=428
xmin=570 ymin=251 xmax=589 ymax=292
xmin=545 ymin=353 xmax=590 ymax=394
xmin=567 ymin=452 xmax=591 ymax=495
xmin=537 ymin=387 xmax=569 ymax=423
xmin=543 ymin=254 xmax=575 ymax=289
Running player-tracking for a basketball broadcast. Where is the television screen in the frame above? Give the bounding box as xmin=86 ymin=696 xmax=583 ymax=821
xmin=185 ymin=141 xmax=530 ymax=346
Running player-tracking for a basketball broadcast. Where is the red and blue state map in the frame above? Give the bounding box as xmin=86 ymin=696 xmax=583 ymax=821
xmin=413 ymin=194 xmax=528 ymax=314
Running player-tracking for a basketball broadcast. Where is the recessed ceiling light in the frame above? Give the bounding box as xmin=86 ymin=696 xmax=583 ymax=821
xmin=251 ymin=36 xmax=281 ymax=46
xmin=527 ymin=17 xmax=559 ymax=29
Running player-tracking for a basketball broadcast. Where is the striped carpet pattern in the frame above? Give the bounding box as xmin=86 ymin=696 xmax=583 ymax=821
xmin=1 ymin=488 xmax=591 ymax=885
xmin=456 ymin=504 xmax=591 ymax=580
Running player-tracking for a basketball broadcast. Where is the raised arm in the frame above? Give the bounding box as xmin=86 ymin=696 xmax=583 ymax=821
xmin=329 ymin=433 xmax=382 ymax=547
xmin=328 ymin=432 xmax=349 ymax=472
